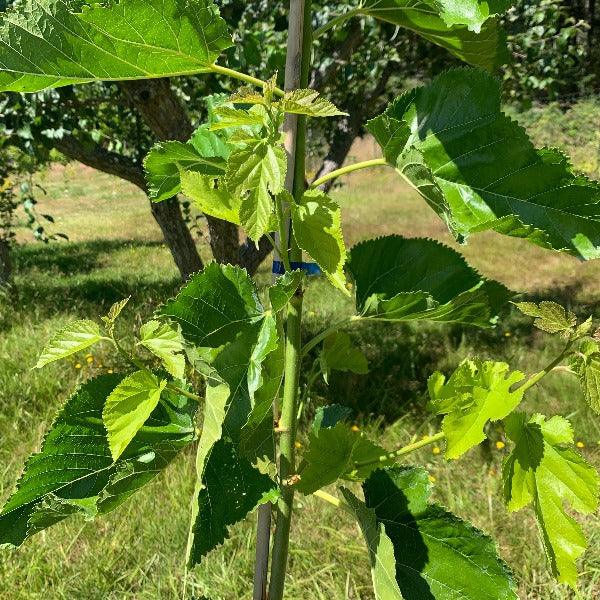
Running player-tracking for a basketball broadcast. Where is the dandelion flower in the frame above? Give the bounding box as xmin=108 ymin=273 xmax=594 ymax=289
xmin=74 ymin=363 xmax=82 ymax=369
xmin=495 ymin=441 xmax=505 ymax=450
xmin=576 ymin=441 xmax=585 ymax=448
xmin=432 ymin=446 xmax=441 ymax=455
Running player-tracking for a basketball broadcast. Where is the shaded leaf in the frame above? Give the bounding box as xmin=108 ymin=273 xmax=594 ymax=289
xmin=139 ymin=320 xmax=186 ymax=379
xmin=368 ymin=69 xmax=600 ymax=259
xmin=102 ymin=370 xmax=167 ymax=460
xmin=320 ymin=331 xmax=368 ymax=384
xmin=144 ymin=141 xmax=225 ymax=202
xmin=348 ymin=235 xmax=510 ymax=326
xmin=359 ymin=0 xmax=509 ymax=70
xmin=161 ymin=263 xmax=262 ymax=348
xmin=189 ymin=439 xmax=277 ymax=562
xmin=311 ymin=404 xmax=352 ymax=433
xmin=503 ymin=413 xmax=599 ymax=587
xmin=0 ymin=375 xmax=196 ymax=547
xmin=296 ymin=422 xmax=389 ymax=494
xmin=0 ymin=0 xmax=232 ymax=92
xmin=343 ymin=466 xmax=518 ymax=600
xmin=290 ymin=189 xmax=348 ymax=293
xmin=428 ymin=360 xmax=525 ymax=459
xmin=35 ymin=319 xmax=104 ymax=368
xmin=268 ymin=270 xmax=303 ymax=313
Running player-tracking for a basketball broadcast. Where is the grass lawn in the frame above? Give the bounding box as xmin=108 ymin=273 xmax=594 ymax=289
xmin=1 ymin=105 xmax=600 ymax=599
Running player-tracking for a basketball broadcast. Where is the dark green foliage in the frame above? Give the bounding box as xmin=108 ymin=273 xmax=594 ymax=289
xmin=0 ymin=374 xmax=196 ymax=547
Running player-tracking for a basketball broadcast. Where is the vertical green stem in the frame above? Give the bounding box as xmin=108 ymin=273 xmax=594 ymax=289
xmin=268 ymin=2 xmax=312 ymax=599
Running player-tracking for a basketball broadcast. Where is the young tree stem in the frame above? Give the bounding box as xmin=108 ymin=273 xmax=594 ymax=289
xmin=268 ymin=2 xmax=312 ymax=599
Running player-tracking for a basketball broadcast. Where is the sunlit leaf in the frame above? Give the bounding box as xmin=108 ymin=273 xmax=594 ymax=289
xmin=35 ymin=319 xmax=104 ymax=368
xmin=343 ymin=466 xmax=518 ymax=599
xmin=268 ymin=270 xmax=303 ymax=313
xmin=279 ymin=89 xmax=346 ymax=117
xmin=180 ymin=171 xmax=241 ymax=225
xmin=503 ymin=413 xmax=599 ymax=587
xmin=144 ymin=141 xmax=226 ymax=202
xmin=102 ymin=370 xmax=167 ymax=460
xmin=428 ymin=360 xmax=525 ymax=458
xmin=0 ymin=0 xmax=232 ymax=92
xmin=139 ymin=320 xmax=186 ymax=379
xmin=514 ymin=301 xmax=577 ymax=337
xmin=226 ymin=141 xmax=286 ymax=241
xmin=290 ymin=189 xmax=348 ymax=293
xmin=369 ymin=69 xmax=600 ymax=259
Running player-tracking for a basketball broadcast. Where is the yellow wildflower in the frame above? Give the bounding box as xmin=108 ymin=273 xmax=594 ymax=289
xmin=86 ymin=356 xmax=94 ymax=364
xmin=107 ymin=368 xmax=114 ymax=374
xmin=428 ymin=475 xmax=436 ymax=483
xmin=74 ymin=363 xmax=82 ymax=369
xmin=351 ymin=425 xmax=360 ymax=432
xmin=294 ymin=441 xmax=303 ymax=449
xmin=576 ymin=441 xmax=585 ymax=448
xmin=495 ymin=441 xmax=505 ymax=450
xmin=432 ymin=446 xmax=441 ymax=455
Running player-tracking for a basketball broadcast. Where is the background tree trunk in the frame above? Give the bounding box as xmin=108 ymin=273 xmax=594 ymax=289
xmin=120 ymin=79 xmax=242 ymax=265
xmin=0 ymin=239 xmax=11 ymax=287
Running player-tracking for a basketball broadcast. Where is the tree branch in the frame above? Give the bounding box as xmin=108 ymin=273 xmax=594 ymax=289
xmin=54 ymin=135 xmax=146 ymax=191
xmin=309 ymin=20 xmax=363 ymax=90
xmin=312 ymin=65 xmax=395 ymax=191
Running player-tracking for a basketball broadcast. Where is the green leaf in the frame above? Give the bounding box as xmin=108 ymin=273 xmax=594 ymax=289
xmin=161 ymin=263 xmax=263 ymax=348
xmin=348 ymin=235 xmax=510 ymax=326
xmin=311 ymin=404 xmax=352 ymax=433
xmin=343 ymin=466 xmax=518 ymax=600
xmin=180 ymin=171 xmax=241 ymax=225
xmin=514 ymin=301 xmax=577 ymax=337
xmin=290 ymin=189 xmax=348 ymax=293
xmin=0 ymin=0 xmax=232 ymax=92
xmin=368 ymin=69 xmax=600 ymax=259
xmin=188 ymin=318 xmax=279 ymax=564
xmin=35 ymin=319 xmax=104 ymax=368
xmin=210 ymin=107 xmax=265 ymax=130
xmin=139 ymin=320 xmax=186 ymax=379
xmin=189 ymin=438 xmax=277 ymax=563
xmin=296 ymin=422 xmax=389 ymax=494
xmin=144 ymin=141 xmax=226 ymax=202
xmin=102 ymin=370 xmax=167 ymax=461
xmin=358 ymin=1 xmax=509 ymax=70
xmin=0 ymin=374 xmax=196 ymax=547
xmin=320 ymin=331 xmax=368 ymax=384
xmin=101 ymin=297 xmax=130 ymax=335
xmin=428 ymin=360 xmax=525 ymax=459
xmin=570 ymin=340 xmax=600 ymax=414
xmin=226 ymin=141 xmax=286 ymax=241
xmin=268 ymin=270 xmax=303 ymax=313
xmin=503 ymin=413 xmax=599 ymax=587
xmin=279 ymin=89 xmax=347 ymax=117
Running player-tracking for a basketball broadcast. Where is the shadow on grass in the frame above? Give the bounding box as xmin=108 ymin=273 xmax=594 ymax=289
xmin=2 ymin=239 xmax=181 ymax=325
